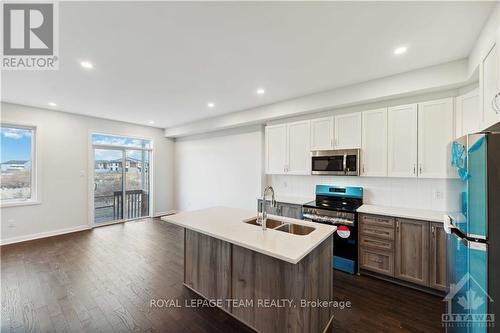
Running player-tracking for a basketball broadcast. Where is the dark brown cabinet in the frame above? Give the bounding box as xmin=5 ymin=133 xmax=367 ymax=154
xmin=360 ymin=213 xmax=447 ymax=292
xmin=395 ymin=218 xmax=430 ymax=286
xmin=360 ymin=247 xmax=394 ymax=276
xmin=429 ymin=223 xmax=447 ymax=291
xmin=359 ymin=214 xmax=395 ymax=277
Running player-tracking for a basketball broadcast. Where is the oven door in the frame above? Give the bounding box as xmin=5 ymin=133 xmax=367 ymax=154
xmin=311 ymin=151 xmax=345 ymax=175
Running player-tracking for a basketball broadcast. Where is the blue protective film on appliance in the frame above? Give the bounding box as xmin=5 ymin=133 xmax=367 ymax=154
xmin=468 ymin=136 xmax=485 ymax=154
xmin=452 ymin=141 xmax=469 ymax=181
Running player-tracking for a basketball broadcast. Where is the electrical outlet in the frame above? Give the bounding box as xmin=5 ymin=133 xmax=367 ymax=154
xmin=7 ymin=219 xmax=15 ymax=228
xmin=434 ymin=190 xmax=443 ymax=200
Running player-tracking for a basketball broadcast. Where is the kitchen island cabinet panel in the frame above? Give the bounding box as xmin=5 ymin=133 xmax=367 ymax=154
xmin=184 ymin=230 xmax=232 ymax=309
xmin=184 ymin=228 xmax=334 ymax=333
xmin=231 ymin=238 xmax=333 ymax=333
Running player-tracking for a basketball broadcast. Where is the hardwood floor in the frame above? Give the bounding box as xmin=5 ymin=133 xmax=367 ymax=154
xmin=1 ymin=218 xmax=444 ymax=333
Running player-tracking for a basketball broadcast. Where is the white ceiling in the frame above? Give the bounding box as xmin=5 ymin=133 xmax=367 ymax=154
xmin=1 ymin=1 xmax=495 ymax=128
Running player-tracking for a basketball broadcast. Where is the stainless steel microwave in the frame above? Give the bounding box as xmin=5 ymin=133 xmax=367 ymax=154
xmin=311 ymin=149 xmax=360 ymax=176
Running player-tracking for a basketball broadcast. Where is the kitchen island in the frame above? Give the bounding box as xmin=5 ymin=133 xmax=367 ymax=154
xmin=161 ymin=207 xmax=336 ymax=333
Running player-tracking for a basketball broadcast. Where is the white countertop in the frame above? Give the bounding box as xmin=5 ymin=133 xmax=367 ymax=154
xmin=258 ymin=194 xmax=314 ymax=205
xmin=357 ymin=204 xmax=447 ymax=223
xmin=161 ymin=206 xmax=336 ymax=264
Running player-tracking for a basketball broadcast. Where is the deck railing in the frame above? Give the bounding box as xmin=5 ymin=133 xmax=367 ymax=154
xmin=94 ymin=190 xmax=149 ymax=222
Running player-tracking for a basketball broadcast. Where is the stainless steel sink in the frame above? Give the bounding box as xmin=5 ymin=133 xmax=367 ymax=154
xmin=275 ymin=223 xmax=315 ymax=235
xmin=244 ymin=218 xmax=283 ymax=229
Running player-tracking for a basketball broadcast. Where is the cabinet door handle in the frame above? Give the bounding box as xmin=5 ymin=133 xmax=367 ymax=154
xmin=396 ymin=221 xmax=400 ymax=232
xmin=413 ymin=164 xmax=416 ymax=175
xmin=431 ymin=226 xmax=436 ymax=238
xmin=419 ymin=164 xmax=422 ymax=174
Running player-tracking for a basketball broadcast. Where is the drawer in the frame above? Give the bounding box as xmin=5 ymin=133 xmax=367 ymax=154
xmin=360 ymin=214 xmax=395 ymax=228
xmin=360 ymin=235 xmax=394 ymax=252
xmin=360 ymin=224 xmax=395 ymax=240
xmin=360 ymin=248 xmax=394 ymax=277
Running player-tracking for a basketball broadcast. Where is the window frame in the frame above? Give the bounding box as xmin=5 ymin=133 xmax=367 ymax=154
xmin=0 ymin=123 xmax=40 ymax=207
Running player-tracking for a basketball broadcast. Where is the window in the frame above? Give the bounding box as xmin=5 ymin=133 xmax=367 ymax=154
xmin=0 ymin=125 xmax=36 ymax=204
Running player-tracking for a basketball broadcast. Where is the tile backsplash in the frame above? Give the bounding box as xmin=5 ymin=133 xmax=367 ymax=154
xmin=267 ymin=175 xmax=462 ymax=212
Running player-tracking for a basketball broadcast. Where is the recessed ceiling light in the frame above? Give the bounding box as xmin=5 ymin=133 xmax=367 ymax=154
xmin=80 ymin=60 xmax=94 ymax=69
xmin=256 ymin=88 xmax=265 ymax=95
xmin=207 ymin=102 xmax=215 ymax=108
xmin=148 ymin=120 xmax=155 ymax=125
xmin=48 ymin=102 xmax=57 ymax=107
xmin=393 ymin=46 xmax=408 ymax=55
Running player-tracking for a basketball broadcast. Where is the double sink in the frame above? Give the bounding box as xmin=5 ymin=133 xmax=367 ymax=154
xmin=244 ymin=217 xmax=315 ymax=235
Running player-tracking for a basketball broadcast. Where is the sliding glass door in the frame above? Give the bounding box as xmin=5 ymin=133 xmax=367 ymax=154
xmin=92 ymin=134 xmax=152 ymax=225
xmin=125 ymin=149 xmax=150 ymax=219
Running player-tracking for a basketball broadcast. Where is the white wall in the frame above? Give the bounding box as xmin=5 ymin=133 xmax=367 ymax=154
xmin=267 ymin=175 xmax=461 ymax=212
xmin=1 ymin=102 xmax=175 ymax=244
xmin=174 ymin=126 xmax=264 ymax=211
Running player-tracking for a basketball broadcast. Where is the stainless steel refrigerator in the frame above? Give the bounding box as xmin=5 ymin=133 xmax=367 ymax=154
xmin=445 ymin=127 xmax=500 ymax=332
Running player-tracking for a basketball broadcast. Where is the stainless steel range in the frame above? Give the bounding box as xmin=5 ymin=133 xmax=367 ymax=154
xmin=302 ymin=185 xmax=363 ymax=274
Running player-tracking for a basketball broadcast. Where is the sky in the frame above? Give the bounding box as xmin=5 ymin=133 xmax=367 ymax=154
xmin=92 ymin=134 xmax=151 ymax=149
xmin=0 ymin=127 xmax=32 ymax=163
xmin=92 ymin=134 xmax=151 ymax=161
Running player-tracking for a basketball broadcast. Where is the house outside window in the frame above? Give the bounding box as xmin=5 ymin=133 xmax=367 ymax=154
xmin=0 ymin=125 xmax=37 ymax=205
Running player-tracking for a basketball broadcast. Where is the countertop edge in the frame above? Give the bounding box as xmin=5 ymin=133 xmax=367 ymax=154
xmin=357 ymin=204 xmax=447 ymax=223
xmin=161 ymin=214 xmax=335 ymax=264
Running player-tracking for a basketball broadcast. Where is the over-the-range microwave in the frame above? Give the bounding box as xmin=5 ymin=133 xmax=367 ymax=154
xmin=311 ymin=149 xmax=360 ymax=176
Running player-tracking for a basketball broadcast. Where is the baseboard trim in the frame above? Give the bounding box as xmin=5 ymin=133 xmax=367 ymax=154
xmin=0 ymin=225 xmax=91 ymax=246
xmin=153 ymin=210 xmax=178 ymax=217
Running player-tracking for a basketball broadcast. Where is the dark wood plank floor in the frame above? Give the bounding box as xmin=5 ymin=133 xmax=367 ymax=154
xmin=1 ymin=218 xmax=444 ymax=333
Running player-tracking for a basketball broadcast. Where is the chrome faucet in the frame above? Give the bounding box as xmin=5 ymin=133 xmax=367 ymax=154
xmin=258 ymin=186 xmax=277 ymax=230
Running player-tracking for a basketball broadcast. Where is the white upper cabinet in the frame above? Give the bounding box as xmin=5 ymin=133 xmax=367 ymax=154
xmin=334 ymin=113 xmax=361 ymax=149
xmin=286 ymin=120 xmax=311 ymax=175
xmin=361 ymin=108 xmax=388 ymax=177
xmin=481 ymin=42 xmax=500 ymax=129
xmin=388 ymin=104 xmax=418 ymax=178
xmin=265 ymin=124 xmax=287 ymax=174
xmin=265 ymin=121 xmax=311 ymax=175
xmin=417 ymin=98 xmax=454 ymax=179
xmin=310 ymin=116 xmax=334 ymax=150
xmin=455 ymin=89 xmax=480 ymax=138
